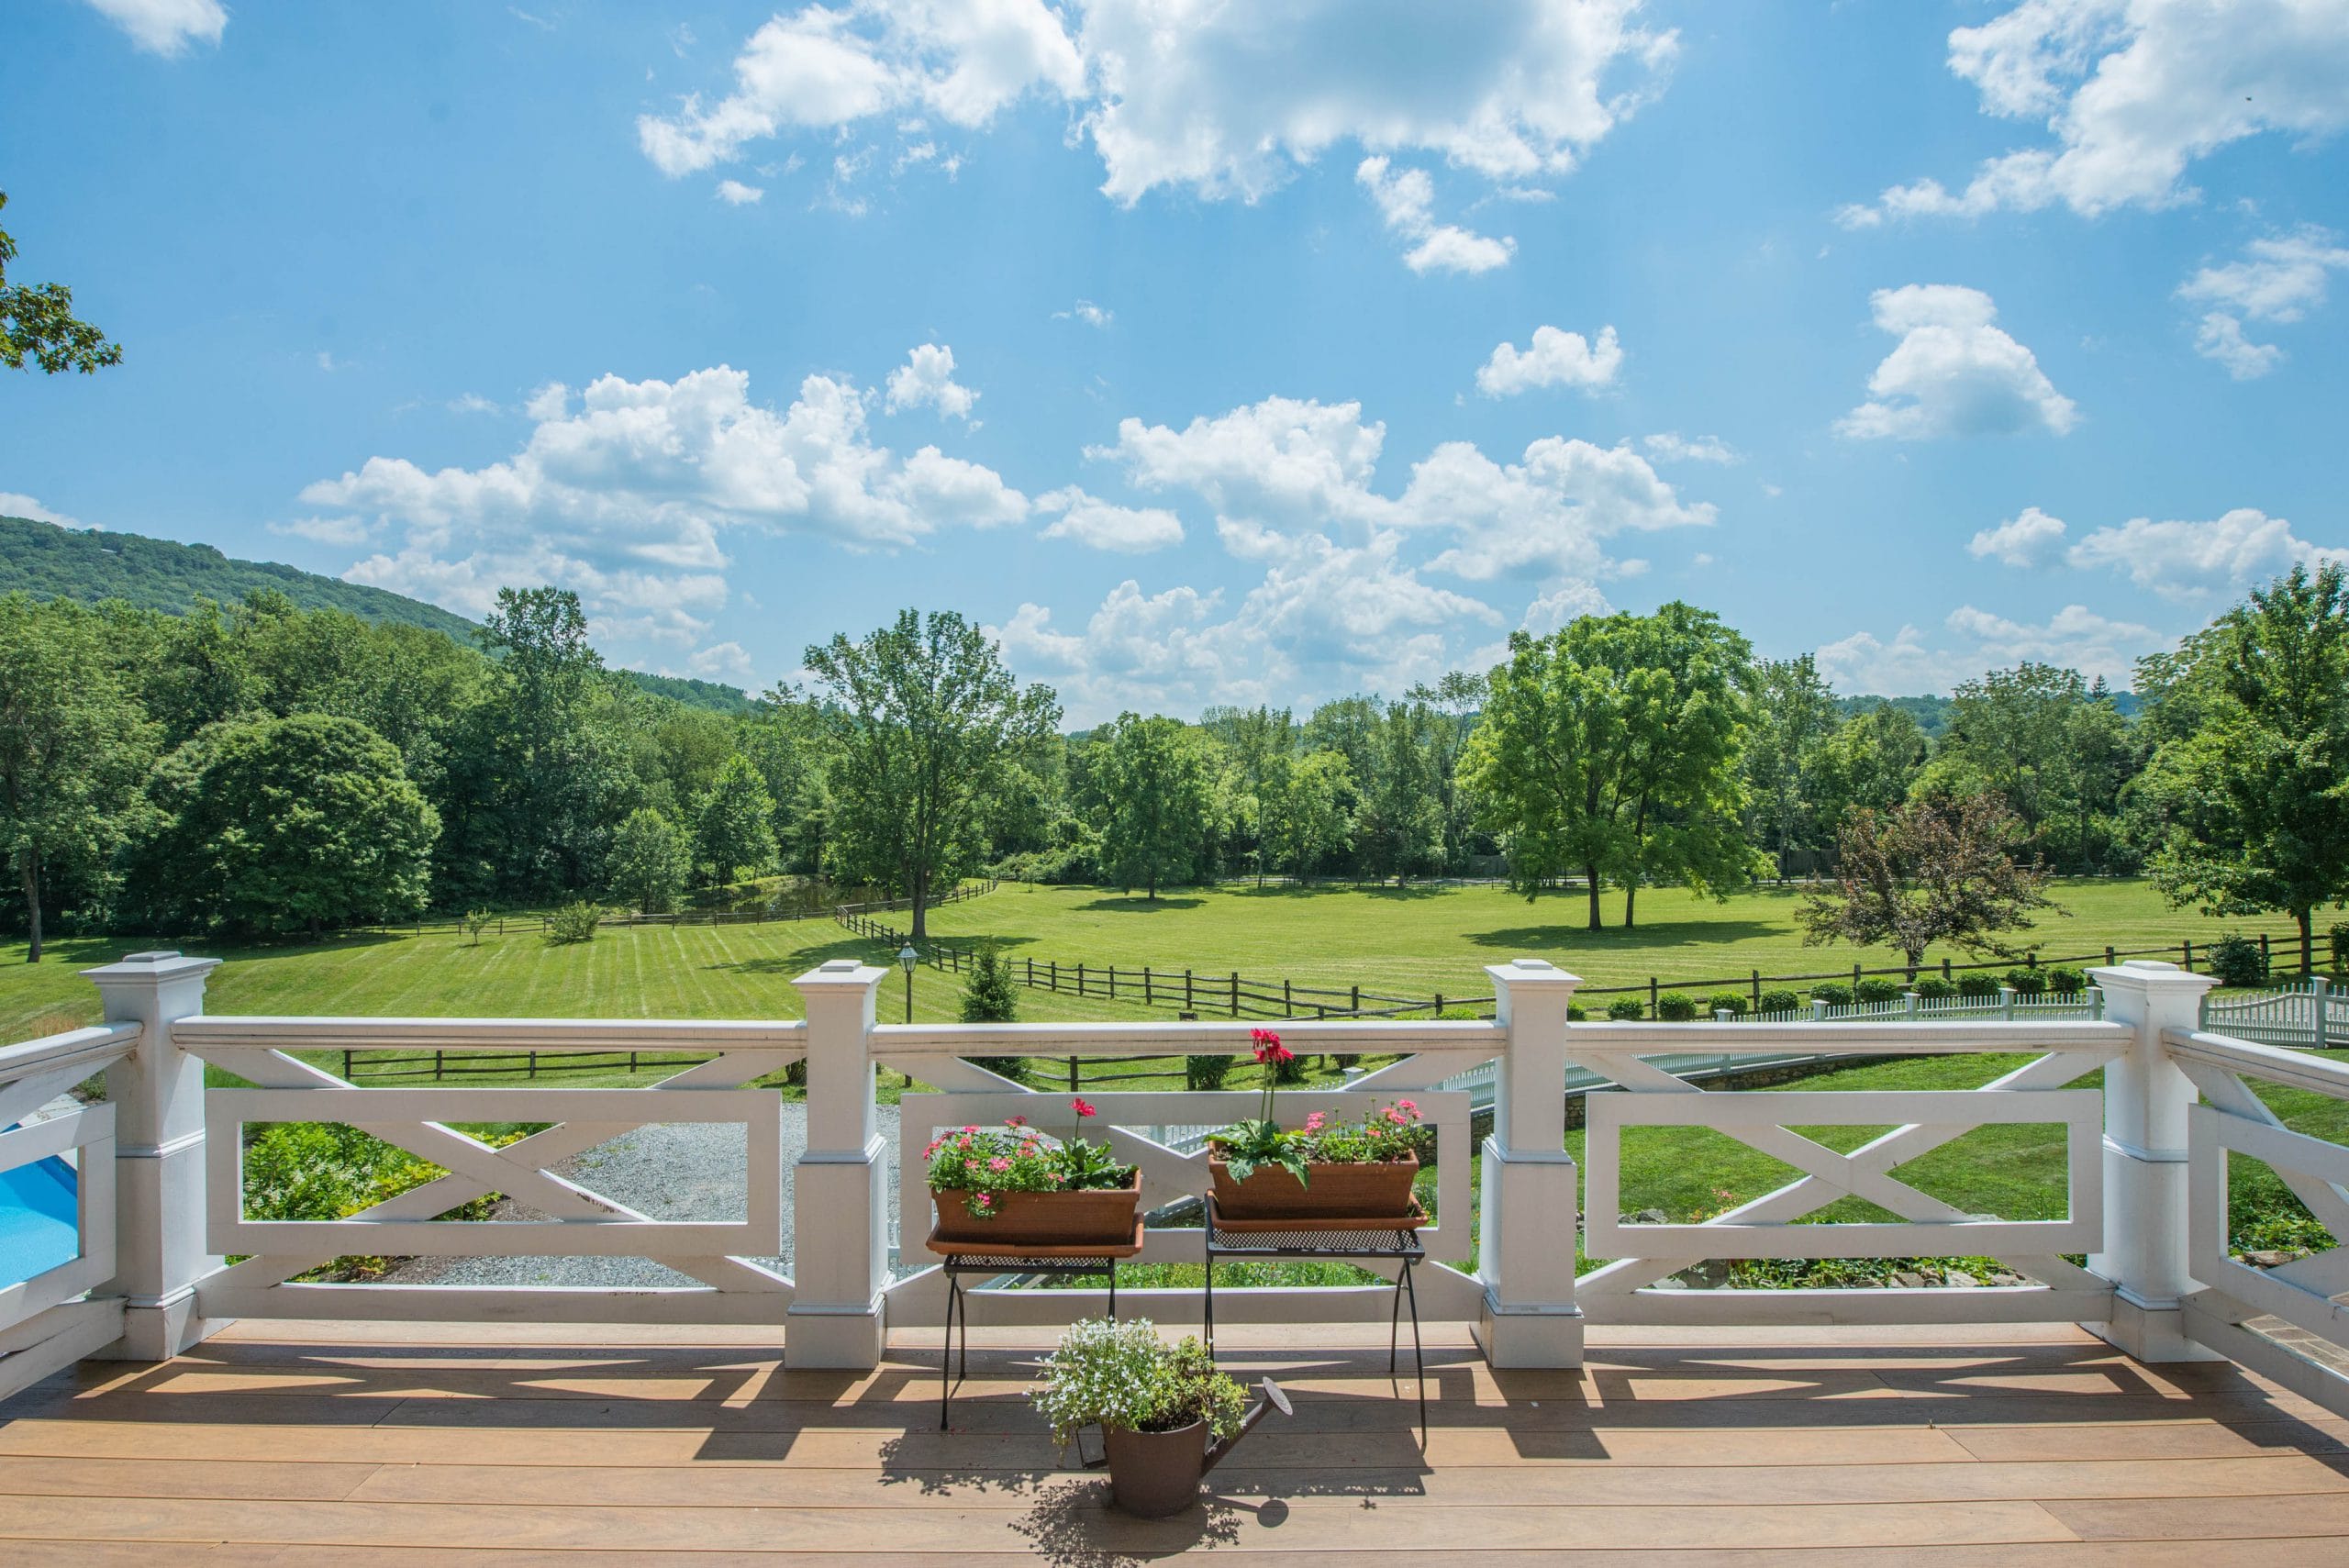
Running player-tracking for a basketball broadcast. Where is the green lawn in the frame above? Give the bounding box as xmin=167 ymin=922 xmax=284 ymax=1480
xmin=923 ymin=876 xmax=2305 ymax=1006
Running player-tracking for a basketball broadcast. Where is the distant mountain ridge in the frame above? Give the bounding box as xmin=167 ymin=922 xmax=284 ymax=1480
xmin=0 ymin=515 xmax=756 ymax=715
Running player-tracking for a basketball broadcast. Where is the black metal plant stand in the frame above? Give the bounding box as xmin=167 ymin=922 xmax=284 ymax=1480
xmin=1200 ymin=1195 xmax=1427 ymax=1441
xmin=934 ymin=1247 xmax=1124 ymax=1431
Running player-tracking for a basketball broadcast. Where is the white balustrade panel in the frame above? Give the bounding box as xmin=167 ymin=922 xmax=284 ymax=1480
xmin=0 ymin=1023 xmax=140 ymax=1398
xmin=174 ymin=1017 xmax=802 ymax=1325
xmin=1564 ymin=1019 xmax=2129 ymax=1328
xmin=875 ymin=1018 xmax=1498 ymax=1327
xmin=2170 ymin=1028 xmax=2349 ymax=1418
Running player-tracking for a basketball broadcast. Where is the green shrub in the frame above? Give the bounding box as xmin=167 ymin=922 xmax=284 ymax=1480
xmin=2208 ymin=932 xmax=2267 ymax=988
xmin=784 ymin=1059 xmax=807 ymax=1088
xmin=1654 ymin=992 xmax=1698 ymax=1021
xmin=1854 ymin=978 xmax=1903 ymax=1005
xmin=1810 ymin=982 xmax=1854 ymax=1006
xmin=1956 ymin=973 xmax=2000 ymax=998
xmin=2332 ymin=921 xmax=2349 ymax=973
xmin=546 ymin=901 xmax=603 ymax=943
xmin=1758 ymin=988 xmax=1801 ymax=1013
xmin=965 ymin=1057 xmax=1028 ymax=1083
xmin=1273 ymin=1050 xmax=1307 ymax=1084
xmin=1330 ymin=1052 xmax=1362 ymax=1070
xmin=1185 ymin=1054 xmax=1235 ymax=1091
xmin=1914 ymin=976 xmax=1955 ymax=1000
xmin=1706 ymin=991 xmax=1748 ymax=1018
xmin=1566 ymin=1005 xmax=1588 ymax=1021
xmin=2047 ymin=966 xmax=2086 ymax=995
xmin=1606 ymin=997 xmax=1647 ymax=1021
xmin=2005 ymin=967 xmax=2048 ymax=996
xmin=960 ymin=940 xmax=1020 ymax=1023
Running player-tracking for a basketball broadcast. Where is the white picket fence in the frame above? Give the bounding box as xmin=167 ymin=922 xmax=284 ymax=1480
xmin=2200 ymin=978 xmax=2349 ymax=1050
xmin=3 ymin=952 xmax=2346 ymax=1417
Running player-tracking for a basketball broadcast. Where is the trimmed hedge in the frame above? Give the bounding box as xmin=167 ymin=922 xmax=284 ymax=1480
xmin=1706 ymin=991 xmax=1749 ymax=1018
xmin=1956 ymin=973 xmax=2001 ymax=998
xmin=2047 ymin=966 xmax=2086 ymax=995
xmin=1810 ymin=982 xmax=1854 ymax=1006
xmin=1759 ymin=988 xmax=1801 ymax=1013
xmin=2208 ymin=932 xmax=2267 ymax=988
xmin=1914 ymin=976 xmax=1955 ymax=1000
xmin=2005 ymin=967 xmax=2048 ymax=996
xmin=1654 ymin=992 xmax=1699 ymax=1021
xmin=1854 ymin=978 xmax=1904 ymax=1005
xmin=1607 ymin=997 xmax=1648 ymax=1021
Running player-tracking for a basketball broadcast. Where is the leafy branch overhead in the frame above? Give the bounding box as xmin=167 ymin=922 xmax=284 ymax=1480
xmin=0 ymin=192 xmax=122 ymax=375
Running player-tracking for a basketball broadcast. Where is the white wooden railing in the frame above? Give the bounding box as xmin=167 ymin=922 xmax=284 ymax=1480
xmin=2201 ymin=978 xmax=2349 ymax=1050
xmin=10 ymin=949 xmax=2349 ymax=1403
xmin=0 ymin=1019 xmax=139 ymax=1400
xmin=2172 ymin=1027 xmax=2349 ymax=1415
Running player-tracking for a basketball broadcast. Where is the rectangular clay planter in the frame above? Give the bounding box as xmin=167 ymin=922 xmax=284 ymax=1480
xmin=930 ymin=1174 xmax=1141 ymax=1248
xmin=1208 ymin=1154 xmax=1419 ymax=1219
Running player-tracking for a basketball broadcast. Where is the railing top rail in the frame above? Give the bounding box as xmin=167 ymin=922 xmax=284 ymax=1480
xmin=173 ymin=1016 xmax=807 ymax=1050
xmin=2165 ymin=1026 xmax=2349 ymax=1097
xmin=1562 ymin=1018 xmax=2132 ymax=1053
xmin=873 ymin=1018 xmax=1504 ymax=1057
xmin=0 ymin=1020 xmax=142 ymax=1084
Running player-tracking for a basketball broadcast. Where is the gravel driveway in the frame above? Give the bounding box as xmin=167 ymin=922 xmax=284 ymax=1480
xmin=389 ymin=1103 xmax=907 ymax=1288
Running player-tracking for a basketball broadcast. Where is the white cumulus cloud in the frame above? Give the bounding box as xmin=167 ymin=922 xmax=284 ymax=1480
xmin=1035 ymin=487 xmax=1185 ymax=553
xmin=883 ymin=342 xmax=979 ymax=422
xmin=715 ymin=179 xmax=766 ymax=206
xmin=299 ymin=362 xmax=1028 ymax=646
xmin=1475 ymin=325 xmax=1623 ymax=396
xmin=0 ymin=494 xmax=85 ymax=528
xmin=1968 ymin=506 xmax=2068 ymax=566
xmin=2065 ymin=507 xmax=2349 ymax=601
xmin=1641 ymin=432 xmax=1736 ymax=464
xmin=1840 ymin=0 xmax=2349 ymax=225
xmin=1836 ymin=284 xmax=2077 ymax=439
xmin=1356 ymin=157 xmax=1515 ymax=274
xmin=1818 ymin=603 xmax=2163 ymax=695
xmin=81 ymin=0 xmax=224 ymax=56
xmin=2177 ymin=227 xmax=2349 ymax=379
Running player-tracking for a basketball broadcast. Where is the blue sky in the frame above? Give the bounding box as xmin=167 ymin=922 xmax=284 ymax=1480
xmin=4 ymin=0 xmax=2344 ymax=723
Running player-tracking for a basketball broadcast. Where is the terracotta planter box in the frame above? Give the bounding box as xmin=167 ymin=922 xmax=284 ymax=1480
xmin=930 ymin=1174 xmax=1141 ymax=1248
xmin=1208 ymin=1154 xmax=1419 ymax=1219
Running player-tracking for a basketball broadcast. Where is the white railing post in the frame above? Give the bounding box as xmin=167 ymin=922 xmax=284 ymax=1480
xmin=82 ymin=951 xmax=225 ymax=1361
xmin=1475 ymin=957 xmax=1584 ymax=1368
xmin=2087 ymin=959 xmax=2221 ymax=1362
xmin=787 ymin=959 xmax=888 ymax=1368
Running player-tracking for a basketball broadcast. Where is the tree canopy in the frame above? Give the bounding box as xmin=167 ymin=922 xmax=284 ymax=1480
xmin=0 ymin=191 xmax=121 ymax=375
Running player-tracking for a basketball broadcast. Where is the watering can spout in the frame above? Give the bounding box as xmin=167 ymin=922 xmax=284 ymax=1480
xmin=1200 ymin=1378 xmax=1293 ymax=1475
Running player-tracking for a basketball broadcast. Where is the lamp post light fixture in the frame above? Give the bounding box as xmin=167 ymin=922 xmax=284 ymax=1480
xmin=898 ymin=944 xmax=919 ymax=1025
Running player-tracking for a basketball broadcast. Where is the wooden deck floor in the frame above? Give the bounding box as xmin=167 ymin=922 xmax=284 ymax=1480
xmin=4 ymin=1318 xmax=2349 ymax=1563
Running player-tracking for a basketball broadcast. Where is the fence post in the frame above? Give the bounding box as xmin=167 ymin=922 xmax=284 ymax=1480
xmin=1648 ymin=977 xmax=1657 ymax=1018
xmin=2086 ymin=959 xmax=2221 ymax=1362
xmin=1186 ymin=970 xmax=1194 ymax=1011
xmin=83 ymin=951 xmax=226 ymax=1362
xmin=1943 ymin=957 xmax=1953 ymax=982
xmin=1999 ymin=985 xmax=2017 ymax=1022
xmin=1230 ymin=973 xmax=1239 ymax=1017
xmin=2319 ymin=978 xmax=2331 ymax=1051
xmin=1476 ymin=957 xmax=1584 ymax=1369
xmin=1751 ymin=969 xmax=1760 ymax=1011
xmin=787 ymin=959 xmax=888 ymax=1369
xmin=1143 ymin=967 xmax=1152 ymax=1006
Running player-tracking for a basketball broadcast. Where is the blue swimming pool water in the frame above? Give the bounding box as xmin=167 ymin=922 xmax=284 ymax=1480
xmin=0 ymin=1145 xmax=81 ymax=1289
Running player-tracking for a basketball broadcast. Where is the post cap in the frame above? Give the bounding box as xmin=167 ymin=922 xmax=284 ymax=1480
xmin=81 ymin=952 xmax=220 ymax=984
xmin=1485 ymin=957 xmax=1583 ymax=989
xmin=2088 ymin=958 xmax=2219 ymax=994
xmin=821 ymin=959 xmax=858 ymax=973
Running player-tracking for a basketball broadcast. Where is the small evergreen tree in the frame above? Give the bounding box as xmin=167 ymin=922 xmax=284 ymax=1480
xmin=959 ymin=940 xmax=1025 ymax=1081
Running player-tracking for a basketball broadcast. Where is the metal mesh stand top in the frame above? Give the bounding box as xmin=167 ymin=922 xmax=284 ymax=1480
xmin=1202 ymin=1226 xmax=1426 ymax=1258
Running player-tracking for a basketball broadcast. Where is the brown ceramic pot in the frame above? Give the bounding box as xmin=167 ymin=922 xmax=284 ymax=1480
xmin=1208 ymin=1154 xmax=1419 ymax=1219
xmin=930 ymin=1173 xmax=1141 ymax=1247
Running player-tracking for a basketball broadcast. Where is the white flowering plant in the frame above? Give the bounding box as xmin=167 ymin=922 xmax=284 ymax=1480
xmin=1029 ymin=1318 xmax=1248 ymax=1446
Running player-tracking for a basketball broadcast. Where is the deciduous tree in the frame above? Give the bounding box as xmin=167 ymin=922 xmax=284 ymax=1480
xmin=1097 ymin=712 xmax=1214 ymax=898
xmin=797 ymin=609 xmax=1059 ymax=937
xmin=695 ymin=753 xmax=778 ymax=888
xmin=1798 ymin=793 xmax=2058 ymax=974
xmin=1 ymin=191 xmax=121 ymax=375
xmin=608 ymin=806 xmax=691 ymax=915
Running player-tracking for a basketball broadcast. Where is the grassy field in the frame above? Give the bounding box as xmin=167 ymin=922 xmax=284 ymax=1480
xmin=3 ymin=876 xmax=2300 ymax=1053
xmin=924 ymin=876 xmax=2305 ymax=1002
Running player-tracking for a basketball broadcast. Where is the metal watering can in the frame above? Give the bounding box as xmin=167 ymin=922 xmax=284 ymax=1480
xmin=1092 ymin=1378 xmax=1294 ymax=1518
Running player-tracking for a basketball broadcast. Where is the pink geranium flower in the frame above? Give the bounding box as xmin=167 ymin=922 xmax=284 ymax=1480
xmin=989 ymin=1157 xmax=1011 ymax=1172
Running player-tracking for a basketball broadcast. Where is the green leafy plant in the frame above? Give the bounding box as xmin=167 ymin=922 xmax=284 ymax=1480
xmin=1914 ymin=975 xmax=1955 ymax=1000
xmin=2208 ymin=932 xmax=2267 ymax=988
xmin=1184 ymin=1053 xmax=1235 ymax=1090
xmin=1854 ymin=977 xmax=1903 ymax=1005
xmin=1758 ymin=988 xmax=1801 ymax=1013
xmin=923 ymin=1098 xmax=1136 ymax=1219
xmin=1956 ymin=973 xmax=2000 ymax=998
xmin=1207 ymin=1029 xmax=1310 ymax=1186
xmin=1030 ymin=1318 xmax=1248 ymax=1445
xmin=462 ymin=908 xmax=493 ymax=946
xmin=1566 ymin=1004 xmax=1589 ymax=1021
xmin=2046 ymin=966 xmax=2086 ymax=995
xmin=1654 ymin=992 xmax=1698 ymax=1021
xmin=1706 ymin=991 xmax=1748 ymax=1018
xmin=2005 ymin=966 xmax=2048 ymax=995
xmin=547 ymin=901 xmax=602 ymax=943
xmin=2332 ymin=921 xmax=2349 ymax=973
xmin=1810 ymin=982 xmax=1854 ymax=1006
xmin=1606 ymin=997 xmax=1646 ymax=1020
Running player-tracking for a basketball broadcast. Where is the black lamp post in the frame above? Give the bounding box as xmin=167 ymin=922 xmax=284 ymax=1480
xmin=898 ymin=944 xmax=918 ymax=1024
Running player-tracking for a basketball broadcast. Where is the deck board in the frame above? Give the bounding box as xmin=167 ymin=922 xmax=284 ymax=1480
xmin=4 ymin=1320 xmax=2346 ymax=1560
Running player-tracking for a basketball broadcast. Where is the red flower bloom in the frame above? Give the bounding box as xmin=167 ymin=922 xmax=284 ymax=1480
xmin=1006 ymin=1114 xmax=1028 ymax=1127
xmin=1072 ymin=1096 xmax=1098 ymax=1118
xmin=1250 ymin=1028 xmax=1293 ymax=1065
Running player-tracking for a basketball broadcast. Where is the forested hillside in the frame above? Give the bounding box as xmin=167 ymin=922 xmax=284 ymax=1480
xmin=0 ymin=515 xmax=753 ymax=713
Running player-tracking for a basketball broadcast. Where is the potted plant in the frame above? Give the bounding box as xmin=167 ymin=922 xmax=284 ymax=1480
xmin=1206 ymin=1029 xmax=1424 ymax=1220
xmin=925 ymin=1096 xmax=1141 ymax=1249
xmin=1030 ymin=1318 xmax=1253 ymax=1518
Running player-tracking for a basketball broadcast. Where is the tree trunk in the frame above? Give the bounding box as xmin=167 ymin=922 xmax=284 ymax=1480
xmin=909 ymin=869 xmax=929 ymax=939
xmin=1623 ymin=880 xmax=1637 ymax=929
xmin=19 ymin=849 xmax=42 ymax=964
xmin=1585 ymin=864 xmax=1603 ymax=932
